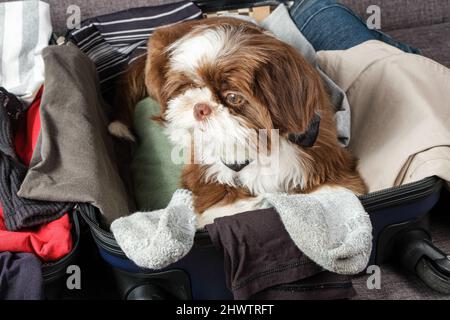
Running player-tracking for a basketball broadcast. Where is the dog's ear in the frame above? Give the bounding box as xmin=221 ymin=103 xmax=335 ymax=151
xmin=288 ymin=113 xmax=321 ymax=148
xmin=145 ymin=20 xmax=207 ymax=121
xmin=254 ymin=41 xmax=330 ymax=147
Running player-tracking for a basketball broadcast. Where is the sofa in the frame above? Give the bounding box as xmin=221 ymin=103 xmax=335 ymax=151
xmin=44 ymin=0 xmax=450 ymax=68
xmin=340 ymin=0 xmax=450 ymax=68
xmin=38 ymin=0 xmax=450 ymax=300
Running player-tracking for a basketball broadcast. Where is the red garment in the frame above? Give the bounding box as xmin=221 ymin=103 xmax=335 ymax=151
xmin=0 ymin=211 xmax=72 ymax=261
xmin=0 ymin=87 xmax=73 ymax=261
xmin=14 ymin=88 xmax=42 ymax=166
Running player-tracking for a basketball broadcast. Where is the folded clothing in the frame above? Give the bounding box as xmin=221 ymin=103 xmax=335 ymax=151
xmin=0 ymin=87 xmax=72 ymax=261
xmin=18 ymin=44 xmax=131 ymax=225
xmin=67 ymin=1 xmax=202 ymax=97
xmin=264 ymin=188 xmax=372 ymax=275
xmin=0 ymin=1 xmax=52 ymax=104
xmin=14 ymin=87 xmax=42 ymax=166
xmin=317 ymin=40 xmax=450 ymax=192
xmin=111 ymin=189 xmax=356 ymax=299
xmin=112 ymin=186 xmax=371 ymax=279
xmin=0 ymin=87 xmax=72 ymax=231
xmin=0 ymin=211 xmax=72 ymax=262
xmin=397 ymin=147 xmax=450 ymax=190
xmin=0 ymin=252 xmax=43 ymax=300
xmin=132 ymin=98 xmax=183 ymax=211
xmin=111 ymin=189 xmax=196 ymax=270
xmin=206 ymin=208 xmax=356 ymax=300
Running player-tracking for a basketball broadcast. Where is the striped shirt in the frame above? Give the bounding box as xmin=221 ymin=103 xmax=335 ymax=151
xmin=67 ymin=1 xmax=202 ymax=97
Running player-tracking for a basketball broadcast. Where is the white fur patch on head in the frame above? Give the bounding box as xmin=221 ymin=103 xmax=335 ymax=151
xmin=167 ymin=25 xmax=242 ymax=75
xmin=108 ymin=121 xmax=136 ymax=142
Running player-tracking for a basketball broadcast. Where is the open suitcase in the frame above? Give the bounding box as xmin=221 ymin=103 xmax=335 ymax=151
xmin=76 ymin=0 xmax=450 ymax=299
xmin=79 ymin=177 xmax=449 ymax=299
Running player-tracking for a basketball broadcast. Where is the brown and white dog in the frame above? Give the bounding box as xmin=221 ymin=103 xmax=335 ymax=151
xmin=110 ymin=17 xmax=366 ymax=226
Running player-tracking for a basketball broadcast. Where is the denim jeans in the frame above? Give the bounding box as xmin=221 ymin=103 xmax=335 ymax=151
xmin=290 ymin=0 xmax=420 ymax=53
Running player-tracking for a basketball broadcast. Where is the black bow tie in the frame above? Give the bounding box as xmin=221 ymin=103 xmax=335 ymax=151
xmin=222 ymin=159 xmax=251 ymax=172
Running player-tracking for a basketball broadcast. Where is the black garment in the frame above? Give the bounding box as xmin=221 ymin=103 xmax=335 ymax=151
xmin=0 ymin=252 xmax=43 ymax=300
xmin=0 ymin=87 xmax=73 ymax=231
xmin=206 ymin=208 xmax=356 ymax=300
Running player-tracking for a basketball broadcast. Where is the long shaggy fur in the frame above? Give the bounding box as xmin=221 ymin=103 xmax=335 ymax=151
xmin=112 ymin=17 xmax=367 ymax=213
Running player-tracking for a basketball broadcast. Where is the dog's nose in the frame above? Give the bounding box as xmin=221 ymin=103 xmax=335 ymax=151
xmin=193 ymin=103 xmax=212 ymax=121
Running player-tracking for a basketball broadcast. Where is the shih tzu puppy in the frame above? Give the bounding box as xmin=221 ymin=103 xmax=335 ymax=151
xmin=110 ymin=17 xmax=366 ymax=225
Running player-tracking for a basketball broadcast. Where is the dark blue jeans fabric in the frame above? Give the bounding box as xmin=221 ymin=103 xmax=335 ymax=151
xmin=290 ymin=0 xmax=420 ymax=54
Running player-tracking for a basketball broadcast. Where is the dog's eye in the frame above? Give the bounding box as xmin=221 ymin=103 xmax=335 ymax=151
xmin=225 ymin=92 xmax=245 ymax=106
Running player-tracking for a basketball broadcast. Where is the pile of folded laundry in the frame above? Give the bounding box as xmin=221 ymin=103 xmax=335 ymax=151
xmin=0 ymin=1 xmax=74 ymax=300
xmin=0 ymin=0 xmax=133 ymax=299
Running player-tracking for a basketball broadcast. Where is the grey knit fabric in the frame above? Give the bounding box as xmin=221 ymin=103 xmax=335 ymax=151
xmin=264 ymin=188 xmax=372 ymax=275
xmin=111 ymin=189 xmax=196 ymax=270
xmin=0 ymin=87 xmax=73 ymax=231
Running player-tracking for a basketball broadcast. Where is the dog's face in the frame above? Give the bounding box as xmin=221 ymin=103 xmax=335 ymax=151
xmin=146 ymin=18 xmax=336 ymax=193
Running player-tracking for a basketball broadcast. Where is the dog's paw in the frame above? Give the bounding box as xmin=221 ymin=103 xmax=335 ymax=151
xmin=108 ymin=121 xmax=136 ymax=142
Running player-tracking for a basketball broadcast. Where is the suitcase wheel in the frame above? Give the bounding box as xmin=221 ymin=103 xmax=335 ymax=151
xmin=416 ymin=256 xmax=450 ymax=294
xmin=126 ymin=284 xmax=173 ymax=300
xmin=395 ymin=229 xmax=450 ymax=294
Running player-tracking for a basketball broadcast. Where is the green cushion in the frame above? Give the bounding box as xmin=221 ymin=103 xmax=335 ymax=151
xmin=132 ymin=97 xmax=182 ymax=210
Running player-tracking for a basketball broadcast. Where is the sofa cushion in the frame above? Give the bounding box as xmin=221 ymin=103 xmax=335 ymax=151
xmin=45 ymin=0 xmax=450 ymax=68
xmin=43 ymin=0 xmax=182 ymax=35
xmin=339 ymin=0 xmax=450 ymax=31
xmin=388 ymin=22 xmax=450 ymax=68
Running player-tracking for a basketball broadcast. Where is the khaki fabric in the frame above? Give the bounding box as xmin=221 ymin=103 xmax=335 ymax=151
xmin=317 ymin=40 xmax=450 ymax=192
xmin=397 ymin=147 xmax=450 ymax=190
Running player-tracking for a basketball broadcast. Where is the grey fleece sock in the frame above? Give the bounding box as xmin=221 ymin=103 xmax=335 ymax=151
xmin=111 ymin=189 xmax=196 ymax=270
xmin=264 ymin=188 xmax=372 ymax=275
